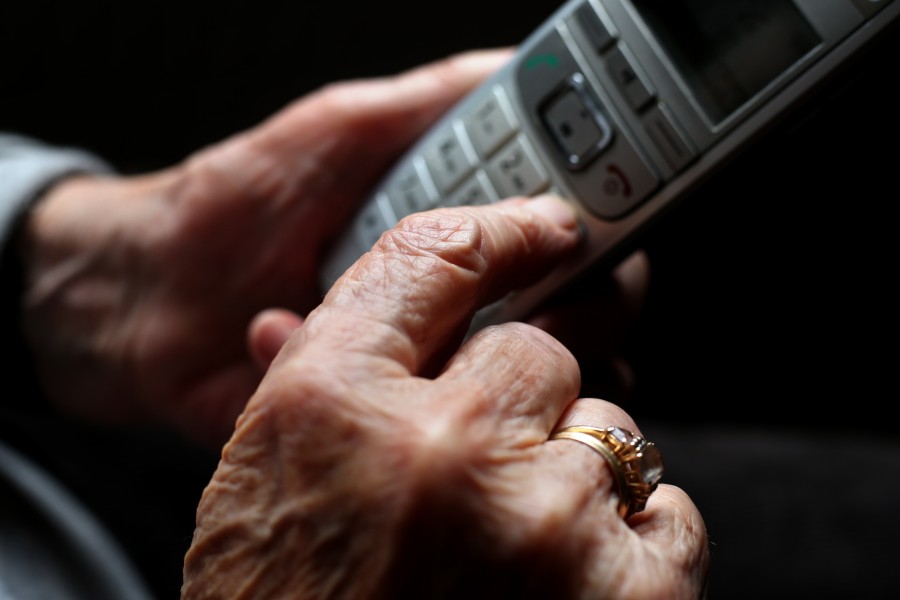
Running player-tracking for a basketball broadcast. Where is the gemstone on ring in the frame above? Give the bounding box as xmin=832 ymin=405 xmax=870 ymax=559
xmin=550 ymin=425 xmax=663 ymax=518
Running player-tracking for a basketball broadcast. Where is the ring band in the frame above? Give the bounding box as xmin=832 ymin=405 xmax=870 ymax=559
xmin=550 ymin=425 xmax=663 ymax=518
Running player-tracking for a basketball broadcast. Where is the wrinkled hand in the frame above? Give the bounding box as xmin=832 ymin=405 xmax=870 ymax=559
xmin=182 ymin=197 xmax=709 ymax=599
xmin=15 ymin=49 xmax=514 ymax=447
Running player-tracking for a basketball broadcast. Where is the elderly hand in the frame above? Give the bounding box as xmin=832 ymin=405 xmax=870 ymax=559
xmin=182 ymin=196 xmax=709 ymax=599
xmin=15 ymin=46 xmax=650 ymax=450
xmin=15 ymin=49 xmax=514 ymax=448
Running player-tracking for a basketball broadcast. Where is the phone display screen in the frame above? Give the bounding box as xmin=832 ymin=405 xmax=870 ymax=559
xmin=631 ymin=0 xmax=821 ymax=124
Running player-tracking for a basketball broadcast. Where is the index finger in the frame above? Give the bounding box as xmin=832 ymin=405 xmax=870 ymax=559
xmin=301 ymin=195 xmax=581 ymax=379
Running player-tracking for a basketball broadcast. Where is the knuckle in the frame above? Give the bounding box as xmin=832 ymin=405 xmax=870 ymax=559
xmin=393 ymin=393 xmax=508 ymax=505
xmin=476 ymin=323 xmax=581 ymax=393
xmin=379 ymin=209 xmax=487 ymax=276
xmin=482 ymin=321 xmax=575 ymax=362
xmin=406 ymin=402 xmax=488 ymax=478
xmin=310 ymin=79 xmax=363 ymax=113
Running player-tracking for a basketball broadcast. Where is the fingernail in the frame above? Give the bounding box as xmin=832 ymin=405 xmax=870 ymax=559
xmin=524 ymin=194 xmax=580 ymax=232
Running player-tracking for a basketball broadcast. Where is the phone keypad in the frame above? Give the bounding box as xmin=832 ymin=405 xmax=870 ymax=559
xmin=326 ymin=82 xmax=556 ymax=286
xmin=387 ymin=85 xmax=552 ymax=225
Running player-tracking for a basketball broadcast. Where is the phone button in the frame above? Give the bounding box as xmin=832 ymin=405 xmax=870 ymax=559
xmin=643 ymin=104 xmax=696 ymax=175
xmin=464 ymin=85 xmax=518 ymax=159
xmin=575 ymin=0 xmax=617 ymax=54
xmin=447 ymin=170 xmax=499 ymax=207
xmin=516 ymin=28 xmax=580 ymax=108
xmin=540 ymin=72 xmax=614 ymax=171
xmin=485 ymin=135 xmax=551 ymax=198
xmin=574 ymin=134 xmax=659 ymax=219
xmin=385 ymin=156 xmax=438 ymax=217
xmin=422 ymin=120 xmax=478 ymax=194
xmin=606 ymin=45 xmax=655 ymax=112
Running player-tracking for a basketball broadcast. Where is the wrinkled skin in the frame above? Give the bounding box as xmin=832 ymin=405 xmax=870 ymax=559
xmin=15 ymin=49 xmax=708 ymax=597
xmin=18 ymin=50 xmax=516 ymax=447
xmin=183 ymin=196 xmax=708 ymax=599
xmin=17 ymin=49 xmax=646 ymax=449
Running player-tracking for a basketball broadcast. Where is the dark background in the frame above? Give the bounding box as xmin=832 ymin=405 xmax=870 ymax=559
xmin=2 ymin=1 xmax=898 ymax=598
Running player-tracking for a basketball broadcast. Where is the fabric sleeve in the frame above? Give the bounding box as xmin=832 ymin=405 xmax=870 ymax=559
xmin=0 ymin=133 xmax=114 ymax=243
xmin=0 ymin=133 xmax=115 ymax=415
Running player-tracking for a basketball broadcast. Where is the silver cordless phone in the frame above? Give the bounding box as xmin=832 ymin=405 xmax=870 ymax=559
xmin=320 ymin=0 xmax=899 ymax=331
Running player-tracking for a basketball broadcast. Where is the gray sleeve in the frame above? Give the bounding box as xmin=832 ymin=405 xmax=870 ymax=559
xmin=0 ymin=133 xmax=116 ymax=414
xmin=0 ymin=137 xmax=156 ymax=599
xmin=0 ymin=133 xmax=114 ymax=245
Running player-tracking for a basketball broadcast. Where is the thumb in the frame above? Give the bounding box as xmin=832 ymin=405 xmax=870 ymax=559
xmin=248 ymin=308 xmax=305 ymax=370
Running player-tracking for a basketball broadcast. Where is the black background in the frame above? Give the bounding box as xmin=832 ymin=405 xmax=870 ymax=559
xmin=3 ymin=1 xmax=898 ymax=598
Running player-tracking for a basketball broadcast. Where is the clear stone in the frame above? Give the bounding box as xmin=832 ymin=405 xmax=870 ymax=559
xmin=609 ymin=426 xmax=629 ymax=444
xmin=638 ymin=443 xmax=664 ymax=485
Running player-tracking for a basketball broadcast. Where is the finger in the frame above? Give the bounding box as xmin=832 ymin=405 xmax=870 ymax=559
xmin=256 ymin=48 xmax=514 ymax=159
xmin=243 ymin=48 xmax=515 ymax=226
xmin=467 ymin=398 xmax=640 ymax=565
xmin=526 ymin=399 xmax=708 ymax=597
xmin=542 ymin=397 xmax=644 ymax=520
xmin=554 ymin=397 xmax=640 ymax=436
xmin=434 ymin=321 xmax=582 ymax=443
xmin=550 ymin=397 xmax=708 ymax=574
xmin=247 ymin=308 xmax=304 ymax=370
xmin=178 ymin=49 xmax=516 ymax=277
xmin=628 ymin=484 xmax=710 ymax=598
xmin=298 ymin=195 xmax=581 ymax=380
xmin=519 ymin=397 xmax=653 ymax=538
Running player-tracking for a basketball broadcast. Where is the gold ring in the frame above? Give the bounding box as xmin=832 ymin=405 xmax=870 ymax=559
xmin=550 ymin=425 xmax=663 ymax=518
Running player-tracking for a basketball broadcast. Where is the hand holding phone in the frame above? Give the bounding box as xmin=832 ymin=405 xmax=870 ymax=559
xmin=321 ymin=0 xmax=898 ymax=331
